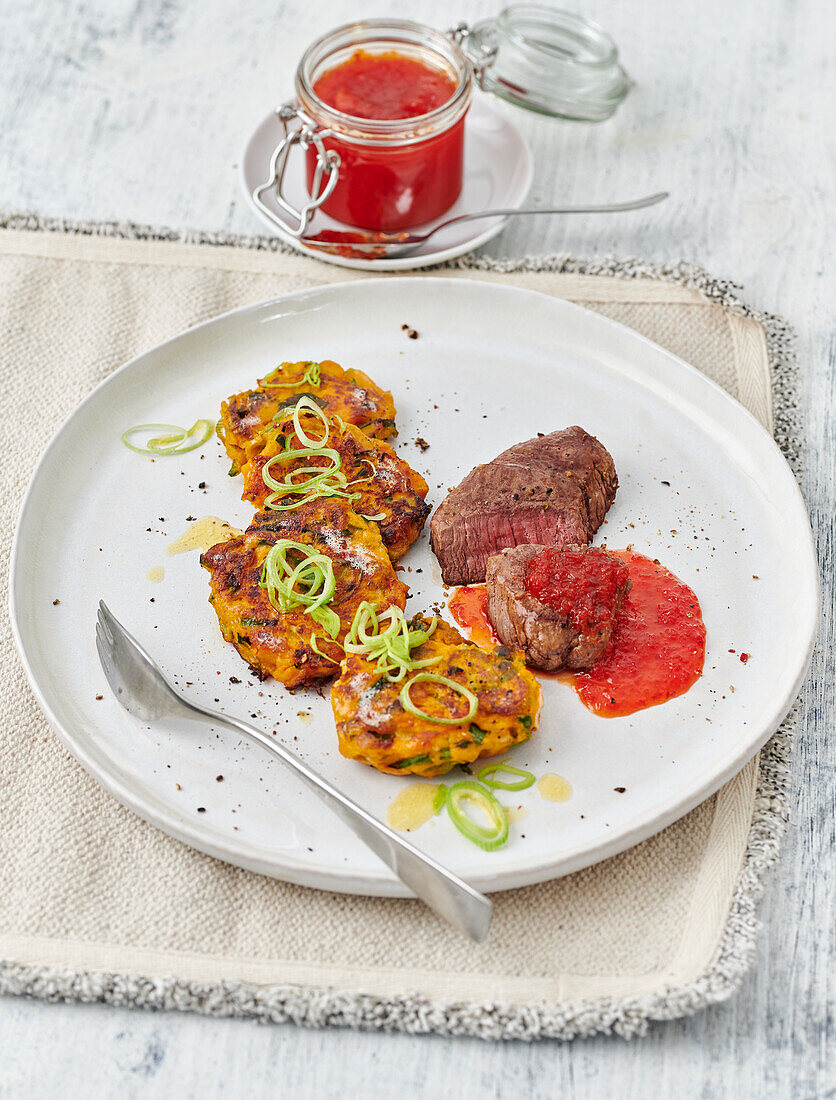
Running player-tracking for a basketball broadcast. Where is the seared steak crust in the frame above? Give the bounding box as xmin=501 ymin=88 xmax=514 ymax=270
xmin=430 ymin=426 xmax=618 ymax=585
xmin=486 ymin=544 xmax=631 ymax=672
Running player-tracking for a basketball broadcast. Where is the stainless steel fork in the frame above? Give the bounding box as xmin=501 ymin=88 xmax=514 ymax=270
xmin=95 ymin=601 xmax=492 ymax=940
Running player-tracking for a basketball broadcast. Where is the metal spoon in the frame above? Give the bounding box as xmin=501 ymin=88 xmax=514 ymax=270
xmin=300 ymin=191 xmax=669 ymax=259
xmin=95 ymin=601 xmax=492 ymax=941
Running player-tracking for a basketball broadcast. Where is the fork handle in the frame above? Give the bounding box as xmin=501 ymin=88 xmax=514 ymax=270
xmin=189 ymin=704 xmax=492 ymax=941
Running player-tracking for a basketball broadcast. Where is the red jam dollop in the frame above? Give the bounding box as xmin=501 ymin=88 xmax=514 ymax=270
xmin=314 ymin=51 xmax=456 ymax=120
xmin=307 ymin=50 xmax=465 ymax=231
xmin=448 ymin=585 xmax=499 ymax=650
xmin=524 ymin=547 xmax=630 ymax=636
xmin=447 ymin=550 xmax=707 ymax=719
xmin=570 ymin=550 xmax=706 ymax=717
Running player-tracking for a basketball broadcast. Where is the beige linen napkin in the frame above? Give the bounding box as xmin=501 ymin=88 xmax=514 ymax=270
xmin=0 ymin=224 xmax=791 ymax=1038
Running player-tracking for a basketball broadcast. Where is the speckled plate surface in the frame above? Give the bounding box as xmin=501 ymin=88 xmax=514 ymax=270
xmin=9 ymin=279 xmax=817 ymax=896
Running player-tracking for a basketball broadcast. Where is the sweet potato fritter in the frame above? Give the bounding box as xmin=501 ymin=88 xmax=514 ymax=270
xmin=217 ymin=360 xmax=397 ymax=474
xmin=240 ymin=406 xmax=430 ymax=561
xmin=201 ymin=499 xmax=408 ymax=689
xmin=331 ymin=616 xmax=543 ymax=777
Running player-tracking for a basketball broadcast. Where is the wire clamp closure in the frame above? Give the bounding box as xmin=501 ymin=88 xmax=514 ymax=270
xmin=251 ymin=102 xmax=341 ymax=237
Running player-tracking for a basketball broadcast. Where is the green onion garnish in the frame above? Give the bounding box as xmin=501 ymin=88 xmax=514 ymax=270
xmin=258 ymin=539 xmax=340 ymax=638
xmin=446 ymin=781 xmax=509 ymax=851
xmin=261 ymin=397 xmax=363 ymax=512
xmin=344 ymin=602 xmax=440 ymax=682
xmin=290 ymin=396 xmax=328 ymax=447
xmin=400 ymin=673 xmax=478 ymax=726
xmin=121 ymin=420 xmax=213 ymax=456
xmin=432 ymin=785 xmax=448 ymax=814
xmin=262 ymin=361 xmax=322 ymax=389
xmin=309 ymin=632 xmax=343 ymax=664
xmin=477 ymin=763 xmax=536 ymax=791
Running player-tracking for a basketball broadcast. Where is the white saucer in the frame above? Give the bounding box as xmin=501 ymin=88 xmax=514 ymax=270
xmin=240 ymin=95 xmax=533 ymax=271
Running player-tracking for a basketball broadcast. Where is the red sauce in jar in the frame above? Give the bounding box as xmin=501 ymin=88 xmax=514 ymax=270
xmin=448 ymin=585 xmax=499 ymax=650
xmin=314 ymin=51 xmax=456 ymax=120
xmin=524 ymin=547 xmax=631 ymax=636
xmin=447 ymin=551 xmax=706 ymax=718
xmin=307 ymin=50 xmax=466 ymax=231
xmin=571 ymin=551 xmax=706 ymax=717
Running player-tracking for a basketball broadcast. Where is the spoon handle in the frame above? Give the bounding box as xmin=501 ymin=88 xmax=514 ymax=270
xmin=187 ymin=702 xmax=493 ymax=941
xmin=434 ymin=191 xmax=670 ymax=234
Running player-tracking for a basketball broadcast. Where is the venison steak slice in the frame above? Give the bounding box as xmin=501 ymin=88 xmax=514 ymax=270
xmin=430 ymin=426 xmax=617 ymax=585
xmin=486 ymin=544 xmax=631 ymax=672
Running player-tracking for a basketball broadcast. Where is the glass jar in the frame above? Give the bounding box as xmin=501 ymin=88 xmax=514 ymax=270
xmin=463 ymin=6 xmax=631 ymax=122
xmin=296 ymin=20 xmax=472 ymax=232
xmin=252 ymin=9 xmax=630 ymax=238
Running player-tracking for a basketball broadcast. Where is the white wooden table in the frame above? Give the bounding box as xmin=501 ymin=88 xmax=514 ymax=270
xmin=1 ymin=0 xmax=833 ymax=1095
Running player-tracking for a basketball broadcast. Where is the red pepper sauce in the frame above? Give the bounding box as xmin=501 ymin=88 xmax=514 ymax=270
xmin=524 ymin=547 xmax=631 ymax=636
xmin=447 ymin=551 xmax=706 ymax=718
xmin=303 ymin=229 xmax=392 ymax=260
xmin=448 ymin=585 xmax=499 ymax=650
xmin=308 ymin=51 xmax=465 ymax=230
xmin=571 ymin=551 xmax=706 ymax=717
xmin=314 ymin=51 xmax=456 ymax=120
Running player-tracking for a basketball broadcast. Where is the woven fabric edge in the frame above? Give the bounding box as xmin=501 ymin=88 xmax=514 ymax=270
xmin=0 ymin=211 xmax=801 ymax=1041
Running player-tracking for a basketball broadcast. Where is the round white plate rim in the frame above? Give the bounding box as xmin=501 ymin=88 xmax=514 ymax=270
xmin=239 ymin=96 xmax=533 ymax=271
xmin=9 ymin=278 xmax=819 ymax=896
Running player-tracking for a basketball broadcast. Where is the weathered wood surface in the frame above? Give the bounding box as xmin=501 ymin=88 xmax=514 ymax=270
xmin=0 ymin=0 xmax=833 ymax=1095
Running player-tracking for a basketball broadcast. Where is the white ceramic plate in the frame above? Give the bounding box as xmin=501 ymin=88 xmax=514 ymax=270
xmin=10 ymin=279 xmax=817 ymax=896
xmin=240 ymin=94 xmax=533 ymax=270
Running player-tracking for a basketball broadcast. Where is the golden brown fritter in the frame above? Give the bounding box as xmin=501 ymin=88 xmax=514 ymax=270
xmin=331 ymin=616 xmax=542 ymax=777
xmin=240 ymin=406 xmax=430 ymax=561
xmin=201 ymin=499 xmax=408 ymax=689
xmin=217 ymin=360 xmax=397 ymax=474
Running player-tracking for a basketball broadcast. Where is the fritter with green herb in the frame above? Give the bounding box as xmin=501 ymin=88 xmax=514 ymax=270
xmin=331 ymin=613 xmax=542 ymax=777
xmin=239 ymin=402 xmax=430 ymax=561
xmin=201 ymin=499 xmax=407 ymax=689
xmin=217 ymin=359 xmax=397 ymax=475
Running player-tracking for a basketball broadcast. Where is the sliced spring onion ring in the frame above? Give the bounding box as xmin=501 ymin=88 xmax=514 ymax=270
xmin=446 ymin=781 xmax=509 ymax=851
xmin=259 ymin=539 xmax=340 ymax=638
xmin=359 ymin=512 xmax=386 ymax=522
xmin=261 ymin=398 xmax=362 ymax=511
xmin=262 ymin=361 xmax=322 ymax=389
xmin=121 ymin=420 xmax=213 ymax=456
xmin=291 ymin=396 xmax=329 ymax=447
xmin=345 ymin=602 xmax=440 ymax=682
xmin=309 ymin=632 xmax=343 ymax=664
xmin=432 ymin=786 xmax=448 ymax=814
xmin=261 ymin=446 xmax=359 ymax=511
xmin=477 ymin=763 xmax=536 ymax=792
xmin=400 ymin=673 xmax=477 ymax=726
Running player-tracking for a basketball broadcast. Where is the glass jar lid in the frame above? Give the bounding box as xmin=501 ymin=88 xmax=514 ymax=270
xmin=456 ymin=5 xmax=631 ymax=122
